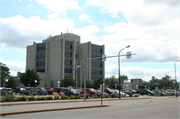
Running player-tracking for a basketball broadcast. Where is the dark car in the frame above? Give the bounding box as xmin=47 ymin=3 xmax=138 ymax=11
xmin=1 ymin=88 xmax=13 ymax=95
xmin=61 ymin=88 xmax=81 ymax=96
xmin=21 ymin=87 xmax=38 ymax=95
xmin=54 ymin=87 xmax=64 ymax=94
xmin=12 ymin=87 xmax=21 ymax=94
xmin=137 ymin=89 xmax=155 ymax=96
xmin=126 ymin=89 xmax=137 ymax=94
xmin=37 ymin=87 xmax=48 ymax=95
xmin=105 ymin=88 xmax=114 ymax=95
xmin=152 ymin=90 xmax=163 ymax=96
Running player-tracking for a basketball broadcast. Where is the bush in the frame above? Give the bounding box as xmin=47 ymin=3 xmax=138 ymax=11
xmin=4 ymin=94 xmax=15 ymax=102
xmin=100 ymin=95 xmax=105 ymax=98
xmin=54 ymin=95 xmax=60 ymax=100
xmin=155 ymin=93 xmax=160 ymax=96
xmin=110 ymin=94 xmax=118 ymax=98
xmin=86 ymin=93 xmax=90 ymax=99
xmin=21 ymin=94 xmax=27 ymax=101
xmin=70 ymin=95 xmax=80 ymax=99
xmin=28 ymin=96 xmax=36 ymax=101
xmin=163 ymin=94 xmax=172 ymax=96
xmin=40 ymin=97 xmax=46 ymax=100
xmin=93 ymin=95 xmax=99 ymax=98
xmin=61 ymin=95 xmax=69 ymax=99
xmin=15 ymin=97 xmax=23 ymax=101
xmin=134 ymin=94 xmax=138 ymax=97
xmin=105 ymin=95 xmax=110 ymax=98
xmin=46 ymin=96 xmax=53 ymax=100
xmin=128 ymin=92 xmax=133 ymax=97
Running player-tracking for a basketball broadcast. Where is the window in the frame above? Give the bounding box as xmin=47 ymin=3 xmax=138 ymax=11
xmin=91 ymin=70 xmax=102 ymax=75
xmin=76 ymin=55 xmax=78 ymax=59
xmin=65 ymin=60 xmax=72 ymax=65
xmin=92 ymin=62 xmax=102 ymax=67
xmin=37 ymin=54 xmax=45 ymax=59
xmin=65 ymin=44 xmax=72 ymax=49
xmin=91 ymin=47 xmax=102 ymax=53
xmin=37 ymin=46 xmax=46 ymax=51
xmin=65 ymin=68 xmax=72 ymax=73
xmin=37 ymin=61 xmax=45 ymax=66
xmin=65 ymin=52 xmax=72 ymax=57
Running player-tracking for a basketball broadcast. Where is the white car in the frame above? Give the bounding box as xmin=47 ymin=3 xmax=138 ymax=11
xmin=114 ymin=90 xmax=126 ymax=97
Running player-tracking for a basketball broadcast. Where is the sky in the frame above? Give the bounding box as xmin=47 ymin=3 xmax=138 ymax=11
xmin=0 ymin=0 xmax=180 ymax=82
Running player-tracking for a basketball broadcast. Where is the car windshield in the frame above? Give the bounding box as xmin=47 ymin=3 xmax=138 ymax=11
xmin=26 ymin=88 xmax=31 ymax=90
xmin=107 ymin=88 xmax=114 ymax=92
xmin=71 ymin=89 xmax=76 ymax=92
xmin=46 ymin=87 xmax=51 ymax=90
xmin=2 ymin=89 xmax=7 ymax=91
xmin=90 ymin=89 xmax=96 ymax=91
xmin=115 ymin=90 xmax=119 ymax=93
xmin=146 ymin=89 xmax=151 ymax=92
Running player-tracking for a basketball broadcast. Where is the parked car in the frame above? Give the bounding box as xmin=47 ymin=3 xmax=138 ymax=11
xmin=37 ymin=87 xmax=48 ymax=95
xmin=126 ymin=89 xmax=137 ymax=94
xmin=113 ymin=90 xmax=126 ymax=97
xmin=152 ymin=90 xmax=163 ymax=96
xmin=86 ymin=88 xmax=100 ymax=97
xmin=61 ymin=88 xmax=81 ymax=96
xmin=137 ymin=89 xmax=155 ymax=96
xmin=96 ymin=90 xmax=109 ymax=97
xmin=54 ymin=87 xmax=64 ymax=94
xmin=12 ymin=87 xmax=21 ymax=94
xmin=1 ymin=88 xmax=13 ymax=95
xmin=74 ymin=88 xmax=84 ymax=96
xmin=20 ymin=87 xmax=38 ymax=95
xmin=45 ymin=87 xmax=57 ymax=95
xmin=104 ymin=88 xmax=114 ymax=95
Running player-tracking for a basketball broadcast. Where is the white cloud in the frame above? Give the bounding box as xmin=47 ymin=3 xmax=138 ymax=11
xmin=0 ymin=15 xmax=74 ymax=49
xmin=79 ymin=13 xmax=93 ymax=23
xmin=0 ymin=59 xmax=26 ymax=76
xmin=35 ymin=0 xmax=82 ymax=16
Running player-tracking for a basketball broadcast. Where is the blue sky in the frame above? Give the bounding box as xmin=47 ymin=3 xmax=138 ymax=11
xmin=0 ymin=0 xmax=180 ymax=82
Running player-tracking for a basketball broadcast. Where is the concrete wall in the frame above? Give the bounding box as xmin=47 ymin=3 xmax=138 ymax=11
xmin=26 ymin=43 xmax=37 ymax=70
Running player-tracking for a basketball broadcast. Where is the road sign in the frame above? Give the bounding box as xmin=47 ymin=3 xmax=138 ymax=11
xmin=73 ymin=68 xmax=77 ymax=70
xmin=126 ymin=52 xmax=131 ymax=59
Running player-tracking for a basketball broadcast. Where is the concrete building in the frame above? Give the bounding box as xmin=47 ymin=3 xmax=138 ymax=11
xmin=123 ymin=79 xmax=142 ymax=90
xmin=24 ymin=33 xmax=105 ymax=87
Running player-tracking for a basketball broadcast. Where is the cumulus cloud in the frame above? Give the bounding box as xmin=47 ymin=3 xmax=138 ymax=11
xmin=0 ymin=59 xmax=26 ymax=76
xmin=79 ymin=13 xmax=93 ymax=23
xmin=35 ymin=0 xmax=82 ymax=16
xmin=0 ymin=15 xmax=74 ymax=49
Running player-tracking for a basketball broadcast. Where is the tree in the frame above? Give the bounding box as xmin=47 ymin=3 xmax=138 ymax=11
xmin=0 ymin=62 xmax=10 ymax=87
xmin=5 ymin=76 xmax=17 ymax=88
xmin=20 ymin=69 xmax=41 ymax=87
xmin=120 ymin=74 xmax=129 ymax=88
xmin=60 ymin=77 xmax=75 ymax=87
xmin=93 ymin=78 xmax=103 ymax=89
xmin=82 ymin=81 xmax=93 ymax=88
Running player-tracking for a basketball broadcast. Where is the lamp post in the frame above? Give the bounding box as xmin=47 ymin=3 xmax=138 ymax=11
xmin=58 ymin=81 xmax=60 ymax=87
xmin=35 ymin=80 xmax=37 ymax=87
xmin=174 ymin=60 xmax=180 ymax=97
xmin=118 ymin=45 xmax=130 ymax=99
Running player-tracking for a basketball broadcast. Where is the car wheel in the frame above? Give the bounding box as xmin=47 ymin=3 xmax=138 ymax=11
xmin=148 ymin=93 xmax=151 ymax=96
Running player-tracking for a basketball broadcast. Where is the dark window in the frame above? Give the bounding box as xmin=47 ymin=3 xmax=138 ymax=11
xmin=92 ymin=62 xmax=102 ymax=67
xmin=76 ymin=55 xmax=78 ymax=59
xmin=91 ymin=47 xmax=102 ymax=53
xmin=37 ymin=61 xmax=45 ymax=66
xmin=36 ymin=69 xmax=45 ymax=72
xmin=65 ymin=60 xmax=72 ymax=65
xmin=91 ymin=70 xmax=102 ymax=75
xmin=37 ymin=46 xmax=46 ymax=51
xmin=65 ymin=44 xmax=72 ymax=49
xmin=65 ymin=68 xmax=72 ymax=73
xmin=37 ymin=54 xmax=45 ymax=59
xmin=65 ymin=52 xmax=72 ymax=57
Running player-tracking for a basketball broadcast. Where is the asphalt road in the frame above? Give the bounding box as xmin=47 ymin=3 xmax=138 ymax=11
xmin=1 ymin=97 xmax=179 ymax=119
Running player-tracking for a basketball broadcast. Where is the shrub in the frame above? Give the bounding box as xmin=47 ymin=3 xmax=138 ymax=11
xmin=155 ymin=93 xmax=160 ymax=96
xmin=100 ymin=95 xmax=106 ymax=98
xmin=128 ymin=92 xmax=133 ymax=97
xmin=105 ymin=95 xmax=110 ymax=98
xmin=28 ymin=96 xmax=36 ymax=101
xmin=86 ymin=93 xmax=90 ymax=99
xmin=15 ymin=97 xmax=23 ymax=101
xmin=54 ymin=95 xmax=60 ymax=100
xmin=46 ymin=96 xmax=53 ymax=100
xmin=70 ymin=95 xmax=80 ymax=99
xmin=40 ymin=97 xmax=46 ymax=100
xmin=134 ymin=94 xmax=138 ymax=97
xmin=4 ymin=94 xmax=15 ymax=102
xmin=110 ymin=94 xmax=118 ymax=98
xmin=93 ymin=95 xmax=99 ymax=98
xmin=70 ymin=95 xmax=75 ymax=99
xmin=163 ymin=94 xmax=172 ymax=96
xmin=61 ymin=95 xmax=69 ymax=99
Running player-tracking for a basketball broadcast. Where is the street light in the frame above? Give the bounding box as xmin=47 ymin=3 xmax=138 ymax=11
xmin=174 ymin=60 xmax=180 ymax=97
xmin=35 ymin=80 xmax=37 ymax=87
xmin=118 ymin=45 xmax=130 ymax=99
xmin=58 ymin=81 xmax=60 ymax=87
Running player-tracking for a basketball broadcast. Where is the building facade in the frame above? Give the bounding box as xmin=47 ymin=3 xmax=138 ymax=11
xmin=25 ymin=33 xmax=105 ymax=87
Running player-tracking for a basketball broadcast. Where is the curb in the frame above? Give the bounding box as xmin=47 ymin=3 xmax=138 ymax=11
xmin=0 ymin=104 xmax=109 ymax=116
xmin=0 ymin=97 xmax=152 ymax=106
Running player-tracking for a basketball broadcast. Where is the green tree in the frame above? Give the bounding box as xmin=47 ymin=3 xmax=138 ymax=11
xmin=93 ymin=78 xmax=103 ymax=89
xmin=120 ymin=74 xmax=129 ymax=88
xmin=20 ymin=69 xmax=41 ymax=87
xmin=5 ymin=76 xmax=17 ymax=88
xmin=82 ymin=80 xmax=93 ymax=88
xmin=105 ymin=75 xmax=118 ymax=88
xmin=0 ymin=62 xmax=10 ymax=87
xmin=60 ymin=77 xmax=75 ymax=87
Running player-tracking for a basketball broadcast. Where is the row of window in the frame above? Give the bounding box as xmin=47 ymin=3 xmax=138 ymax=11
xmin=36 ymin=69 xmax=45 ymax=72
xmin=91 ymin=70 xmax=102 ymax=75
xmin=91 ymin=62 xmax=102 ymax=67
xmin=91 ymin=48 xmax=102 ymax=53
xmin=37 ymin=54 xmax=45 ymax=59
xmin=65 ymin=68 xmax=72 ymax=73
xmin=65 ymin=52 xmax=72 ymax=57
xmin=65 ymin=44 xmax=72 ymax=49
xmin=37 ymin=61 xmax=45 ymax=66
xmin=37 ymin=46 xmax=46 ymax=51
xmin=91 ymin=55 xmax=102 ymax=60
xmin=65 ymin=60 xmax=72 ymax=65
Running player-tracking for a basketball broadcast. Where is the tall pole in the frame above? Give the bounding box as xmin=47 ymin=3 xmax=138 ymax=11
xmin=84 ymin=58 xmax=86 ymax=101
xmin=174 ymin=60 xmax=180 ymax=97
xmin=118 ymin=45 xmax=130 ymax=99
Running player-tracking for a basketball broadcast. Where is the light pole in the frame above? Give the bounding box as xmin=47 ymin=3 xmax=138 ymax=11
xmin=58 ymin=81 xmax=60 ymax=87
xmin=174 ymin=60 xmax=180 ymax=97
xmin=35 ymin=80 xmax=37 ymax=87
xmin=118 ymin=45 xmax=130 ymax=99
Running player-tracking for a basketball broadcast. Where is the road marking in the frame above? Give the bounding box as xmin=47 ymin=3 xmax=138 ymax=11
xmin=134 ymin=107 xmax=154 ymax=111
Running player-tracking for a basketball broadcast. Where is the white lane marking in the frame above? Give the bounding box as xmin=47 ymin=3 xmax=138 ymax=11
xmin=134 ymin=107 xmax=154 ymax=111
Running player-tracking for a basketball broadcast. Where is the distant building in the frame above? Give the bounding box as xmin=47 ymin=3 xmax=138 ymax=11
xmin=123 ymin=79 xmax=142 ymax=90
xmin=18 ymin=33 xmax=105 ymax=87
